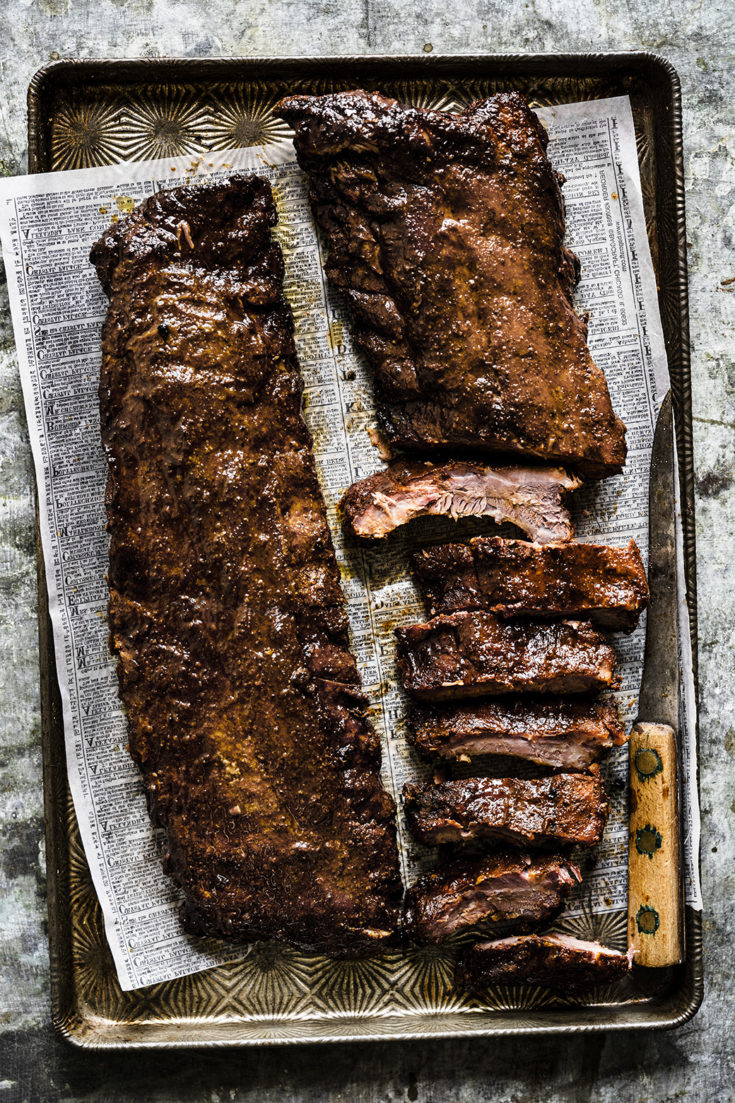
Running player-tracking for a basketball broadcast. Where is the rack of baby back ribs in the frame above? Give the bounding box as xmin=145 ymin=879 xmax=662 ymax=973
xmin=283 ymin=88 xmax=646 ymax=994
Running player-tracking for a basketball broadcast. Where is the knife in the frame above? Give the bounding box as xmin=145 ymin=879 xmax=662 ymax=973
xmin=627 ymin=390 xmax=683 ymax=968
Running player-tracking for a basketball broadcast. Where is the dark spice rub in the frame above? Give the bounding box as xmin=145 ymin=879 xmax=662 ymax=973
xmin=340 ymin=459 xmax=580 ymax=543
xmin=403 ymin=774 xmax=609 ymax=849
xmin=396 ymin=611 xmax=617 ymax=701
xmin=91 ymin=176 xmax=402 ymax=955
xmin=408 ymin=698 xmax=626 ymax=769
xmin=411 ymin=536 xmax=649 ymax=631
xmin=404 ymin=852 xmax=581 ymax=944
xmin=279 ymin=89 xmax=626 ymax=477
xmin=456 ymin=934 xmax=631 ymax=994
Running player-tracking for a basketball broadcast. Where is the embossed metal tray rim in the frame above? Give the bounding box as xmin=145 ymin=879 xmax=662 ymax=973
xmin=27 ymin=52 xmax=702 ymax=1047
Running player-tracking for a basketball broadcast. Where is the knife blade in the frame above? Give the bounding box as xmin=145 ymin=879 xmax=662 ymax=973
xmin=637 ymin=391 xmax=680 ymax=730
xmin=627 ymin=390 xmax=683 ymax=968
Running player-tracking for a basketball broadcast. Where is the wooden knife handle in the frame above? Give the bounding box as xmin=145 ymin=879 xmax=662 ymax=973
xmin=627 ymin=722 xmax=683 ymax=967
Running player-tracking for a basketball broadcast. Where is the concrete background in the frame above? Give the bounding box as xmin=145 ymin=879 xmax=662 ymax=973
xmin=0 ymin=1 xmax=733 ymax=1100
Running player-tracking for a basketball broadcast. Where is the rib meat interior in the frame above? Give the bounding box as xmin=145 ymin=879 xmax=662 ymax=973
xmin=340 ymin=460 xmax=580 ymax=543
xmin=456 ymin=933 xmax=632 ymax=993
xmin=404 ymin=852 xmax=581 ymax=943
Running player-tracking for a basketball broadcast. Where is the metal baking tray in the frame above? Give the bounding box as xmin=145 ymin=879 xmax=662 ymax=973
xmin=27 ymin=53 xmax=702 ymax=1047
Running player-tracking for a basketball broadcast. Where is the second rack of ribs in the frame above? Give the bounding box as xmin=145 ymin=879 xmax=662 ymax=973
xmin=278 ymin=89 xmax=626 ymax=477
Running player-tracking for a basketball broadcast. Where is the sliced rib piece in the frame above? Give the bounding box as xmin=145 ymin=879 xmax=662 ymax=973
xmin=405 ymin=853 xmax=581 ymax=944
xmin=412 ymin=537 xmax=649 ymax=631
xmin=408 ymin=699 xmax=626 ymax=769
xmin=340 ymin=460 xmax=580 ymax=543
xmin=91 ymin=176 xmax=402 ymax=956
xmin=403 ymin=775 xmax=609 ymax=849
xmin=279 ymin=90 xmax=627 ymax=477
xmin=456 ymin=934 xmax=632 ymax=993
xmin=395 ymin=611 xmax=616 ymax=701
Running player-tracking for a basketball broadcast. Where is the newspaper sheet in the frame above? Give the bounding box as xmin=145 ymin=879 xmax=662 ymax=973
xmin=0 ymin=95 xmax=701 ymax=991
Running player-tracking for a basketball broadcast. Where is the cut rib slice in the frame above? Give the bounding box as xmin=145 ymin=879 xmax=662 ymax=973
xmin=411 ymin=536 xmax=649 ymax=631
xmin=408 ymin=699 xmax=626 ymax=769
xmin=340 ymin=460 xmax=580 ymax=543
xmin=279 ymin=89 xmax=627 ymax=477
xmin=403 ymin=774 xmax=609 ymax=849
xmin=456 ymin=934 xmax=632 ymax=993
xmin=404 ymin=853 xmax=581 ymax=944
xmin=395 ymin=611 xmax=617 ymax=701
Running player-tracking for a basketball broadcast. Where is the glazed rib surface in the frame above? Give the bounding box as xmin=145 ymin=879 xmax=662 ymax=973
xmin=395 ymin=611 xmax=617 ymax=701
xmin=91 ymin=176 xmax=401 ymax=955
xmin=403 ymin=774 xmax=609 ymax=849
xmin=404 ymin=852 xmax=581 ymax=944
xmin=411 ymin=536 xmax=649 ymax=630
xmin=408 ymin=698 xmax=626 ymax=769
xmin=279 ymin=89 xmax=626 ymax=476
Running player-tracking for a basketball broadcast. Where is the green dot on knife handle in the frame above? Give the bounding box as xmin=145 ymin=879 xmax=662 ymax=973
xmin=635 ymin=824 xmax=663 ymax=858
xmin=636 ymin=905 xmax=660 ymax=935
xmin=634 ymin=746 xmax=663 ymax=781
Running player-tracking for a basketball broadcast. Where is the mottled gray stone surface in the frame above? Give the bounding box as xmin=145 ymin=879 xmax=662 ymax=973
xmin=0 ymin=1 xmax=733 ymax=1100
